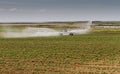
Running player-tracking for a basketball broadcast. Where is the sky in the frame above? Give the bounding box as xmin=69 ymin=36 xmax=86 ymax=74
xmin=0 ymin=0 xmax=120 ymax=22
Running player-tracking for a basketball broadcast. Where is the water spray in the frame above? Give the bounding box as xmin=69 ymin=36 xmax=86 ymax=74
xmin=1 ymin=21 xmax=92 ymax=38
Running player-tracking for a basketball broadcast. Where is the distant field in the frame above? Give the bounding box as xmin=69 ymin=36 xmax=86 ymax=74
xmin=0 ymin=21 xmax=87 ymax=28
xmin=0 ymin=31 xmax=120 ymax=73
xmin=93 ymin=21 xmax=120 ymax=26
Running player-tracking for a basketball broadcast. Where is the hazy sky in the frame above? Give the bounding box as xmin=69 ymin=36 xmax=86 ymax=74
xmin=0 ymin=0 xmax=120 ymax=22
